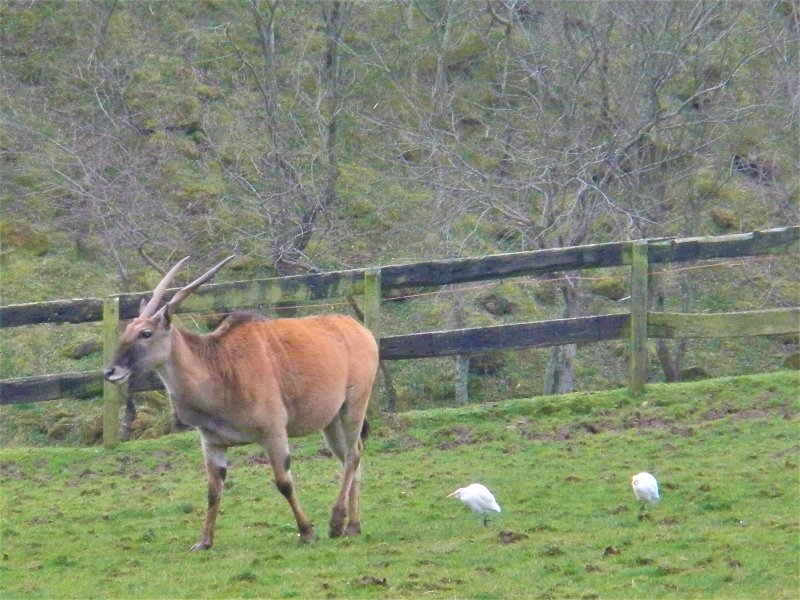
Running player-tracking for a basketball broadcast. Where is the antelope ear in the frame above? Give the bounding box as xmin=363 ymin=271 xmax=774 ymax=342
xmin=162 ymin=304 xmax=172 ymax=326
xmin=154 ymin=305 xmax=172 ymax=327
xmin=139 ymin=298 xmax=148 ymax=316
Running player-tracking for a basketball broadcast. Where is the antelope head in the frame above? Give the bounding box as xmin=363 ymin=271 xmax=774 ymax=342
xmin=104 ymin=256 xmax=235 ymax=384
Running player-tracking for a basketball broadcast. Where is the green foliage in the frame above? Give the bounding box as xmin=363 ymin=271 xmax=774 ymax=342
xmin=0 ymin=372 xmax=797 ymax=598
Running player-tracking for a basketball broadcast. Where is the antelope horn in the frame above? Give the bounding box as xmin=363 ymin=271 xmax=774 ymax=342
xmin=140 ymin=256 xmax=192 ymax=317
xmin=166 ymin=255 xmax=236 ymax=311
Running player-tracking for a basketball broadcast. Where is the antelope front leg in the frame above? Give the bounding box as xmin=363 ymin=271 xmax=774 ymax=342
xmin=191 ymin=437 xmax=228 ymax=551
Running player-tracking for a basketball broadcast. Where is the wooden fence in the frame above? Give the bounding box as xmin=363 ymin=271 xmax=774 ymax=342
xmin=1 ymin=227 xmax=798 ymax=447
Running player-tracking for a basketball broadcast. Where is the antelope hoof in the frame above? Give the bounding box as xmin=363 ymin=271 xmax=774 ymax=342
xmin=329 ymin=507 xmax=346 ymax=538
xmin=343 ymin=521 xmax=361 ymax=537
xmin=189 ymin=541 xmax=211 ymax=552
xmin=299 ymin=527 xmax=317 ymax=544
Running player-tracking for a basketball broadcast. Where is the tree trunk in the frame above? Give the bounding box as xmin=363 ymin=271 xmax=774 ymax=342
xmin=544 ymin=344 xmax=576 ymax=395
xmin=452 ymin=290 xmax=470 ymax=405
xmin=543 ymin=276 xmax=578 ymax=395
xmin=455 ymin=355 xmax=470 ymax=405
xmin=119 ymin=392 xmax=136 ymax=441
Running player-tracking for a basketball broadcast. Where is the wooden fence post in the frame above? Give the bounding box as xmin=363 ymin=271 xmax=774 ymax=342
xmin=102 ymin=296 xmax=123 ymax=448
xmin=363 ymin=268 xmax=382 ymax=416
xmin=629 ymin=241 xmax=649 ymax=395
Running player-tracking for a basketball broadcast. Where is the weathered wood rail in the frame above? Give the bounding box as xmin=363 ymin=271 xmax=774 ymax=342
xmin=1 ymin=227 xmax=798 ymax=447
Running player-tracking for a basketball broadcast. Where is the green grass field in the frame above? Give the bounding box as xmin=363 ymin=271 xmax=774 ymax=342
xmin=1 ymin=371 xmax=798 ymax=599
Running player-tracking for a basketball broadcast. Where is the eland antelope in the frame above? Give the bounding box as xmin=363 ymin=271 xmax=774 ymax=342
xmin=105 ymin=256 xmax=379 ymax=550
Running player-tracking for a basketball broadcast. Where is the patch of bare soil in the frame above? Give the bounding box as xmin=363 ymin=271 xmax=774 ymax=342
xmin=393 ymin=435 xmax=424 ymax=451
xmin=514 ymin=401 xmax=797 ymax=442
xmin=245 ymin=453 xmax=271 ymax=467
xmin=435 ymin=426 xmax=492 ymax=449
xmin=356 ymin=575 xmax=387 ymax=587
xmin=498 ymin=530 xmax=529 ymax=545
xmin=0 ymin=460 xmax=24 ymax=479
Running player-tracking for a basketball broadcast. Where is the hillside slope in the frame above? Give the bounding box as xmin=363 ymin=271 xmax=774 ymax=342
xmin=1 ymin=1 xmax=798 ymax=409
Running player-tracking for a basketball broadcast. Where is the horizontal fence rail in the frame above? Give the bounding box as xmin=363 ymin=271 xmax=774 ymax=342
xmin=1 ymin=226 xmax=798 ymax=446
xmin=0 ymin=372 xmax=162 ymax=407
xmin=381 ymin=314 xmax=630 ymax=360
xmin=4 ymin=227 xmax=796 ymax=329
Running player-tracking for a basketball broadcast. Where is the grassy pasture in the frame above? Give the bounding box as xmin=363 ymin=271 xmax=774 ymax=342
xmin=1 ymin=371 xmax=798 ymax=599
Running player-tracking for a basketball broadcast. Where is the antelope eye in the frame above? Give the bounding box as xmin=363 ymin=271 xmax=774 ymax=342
xmin=140 ymin=330 xmax=153 ymax=339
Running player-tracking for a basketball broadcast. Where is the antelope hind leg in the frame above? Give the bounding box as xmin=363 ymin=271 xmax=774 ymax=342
xmin=343 ymin=459 xmax=362 ymax=536
xmin=326 ymin=415 xmax=363 ymax=538
xmin=264 ymin=434 xmax=316 ymax=543
xmin=323 ymin=417 xmax=350 ymax=538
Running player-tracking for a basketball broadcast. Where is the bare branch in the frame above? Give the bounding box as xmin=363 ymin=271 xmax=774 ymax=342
xmin=137 ymin=244 xmax=166 ymax=276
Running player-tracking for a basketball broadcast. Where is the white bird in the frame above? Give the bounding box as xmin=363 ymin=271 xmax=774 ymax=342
xmin=631 ymin=472 xmax=660 ymax=504
xmin=448 ymin=483 xmax=501 ymax=526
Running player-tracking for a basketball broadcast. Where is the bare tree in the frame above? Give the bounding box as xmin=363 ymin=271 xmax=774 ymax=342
xmin=221 ymin=0 xmax=349 ymax=276
xmin=357 ymin=0 xmax=797 ymax=393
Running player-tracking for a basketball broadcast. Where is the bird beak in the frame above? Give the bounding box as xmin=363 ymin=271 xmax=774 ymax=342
xmin=447 ymin=491 xmax=456 ymax=498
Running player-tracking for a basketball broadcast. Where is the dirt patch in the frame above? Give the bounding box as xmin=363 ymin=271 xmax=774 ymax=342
xmin=356 ymin=575 xmax=387 ymax=587
xmin=245 ymin=454 xmax=271 ymax=467
xmin=622 ymin=413 xmax=671 ymax=429
xmin=515 ymin=401 xmax=797 ymax=443
xmin=582 ymin=422 xmax=604 ymax=434
xmin=727 ymin=558 xmax=742 ymax=569
xmin=669 ymin=426 xmax=694 ymax=437
xmin=542 ymin=544 xmax=565 ymax=556
xmin=734 ymin=408 xmax=772 ymax=420
xmin=394 ymin=435 xmax=424 ymax=451
xmin=435 ymin=426 xmax=492 ymax=449
xmin=520 ymin=425 xmax=576 ymax=441
xmin=110 ymin=454 xmax=159 ymax=479
xmin=703 ymin=405 xmax=738 ymax=420
xmin=0 ymin=461 xmax=24 ymax=479
xmin=498 ymin=530 xmax=529 ymax=545
xmin=377 ymin=434 xmax=423 ymax=453
xmin=519 ymin=428 xmax=550 ymax=441
xmin=29 ymin=515 xmax=53 ymax=525
xmin=378 ymin=413 xmax=409 ymax=433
